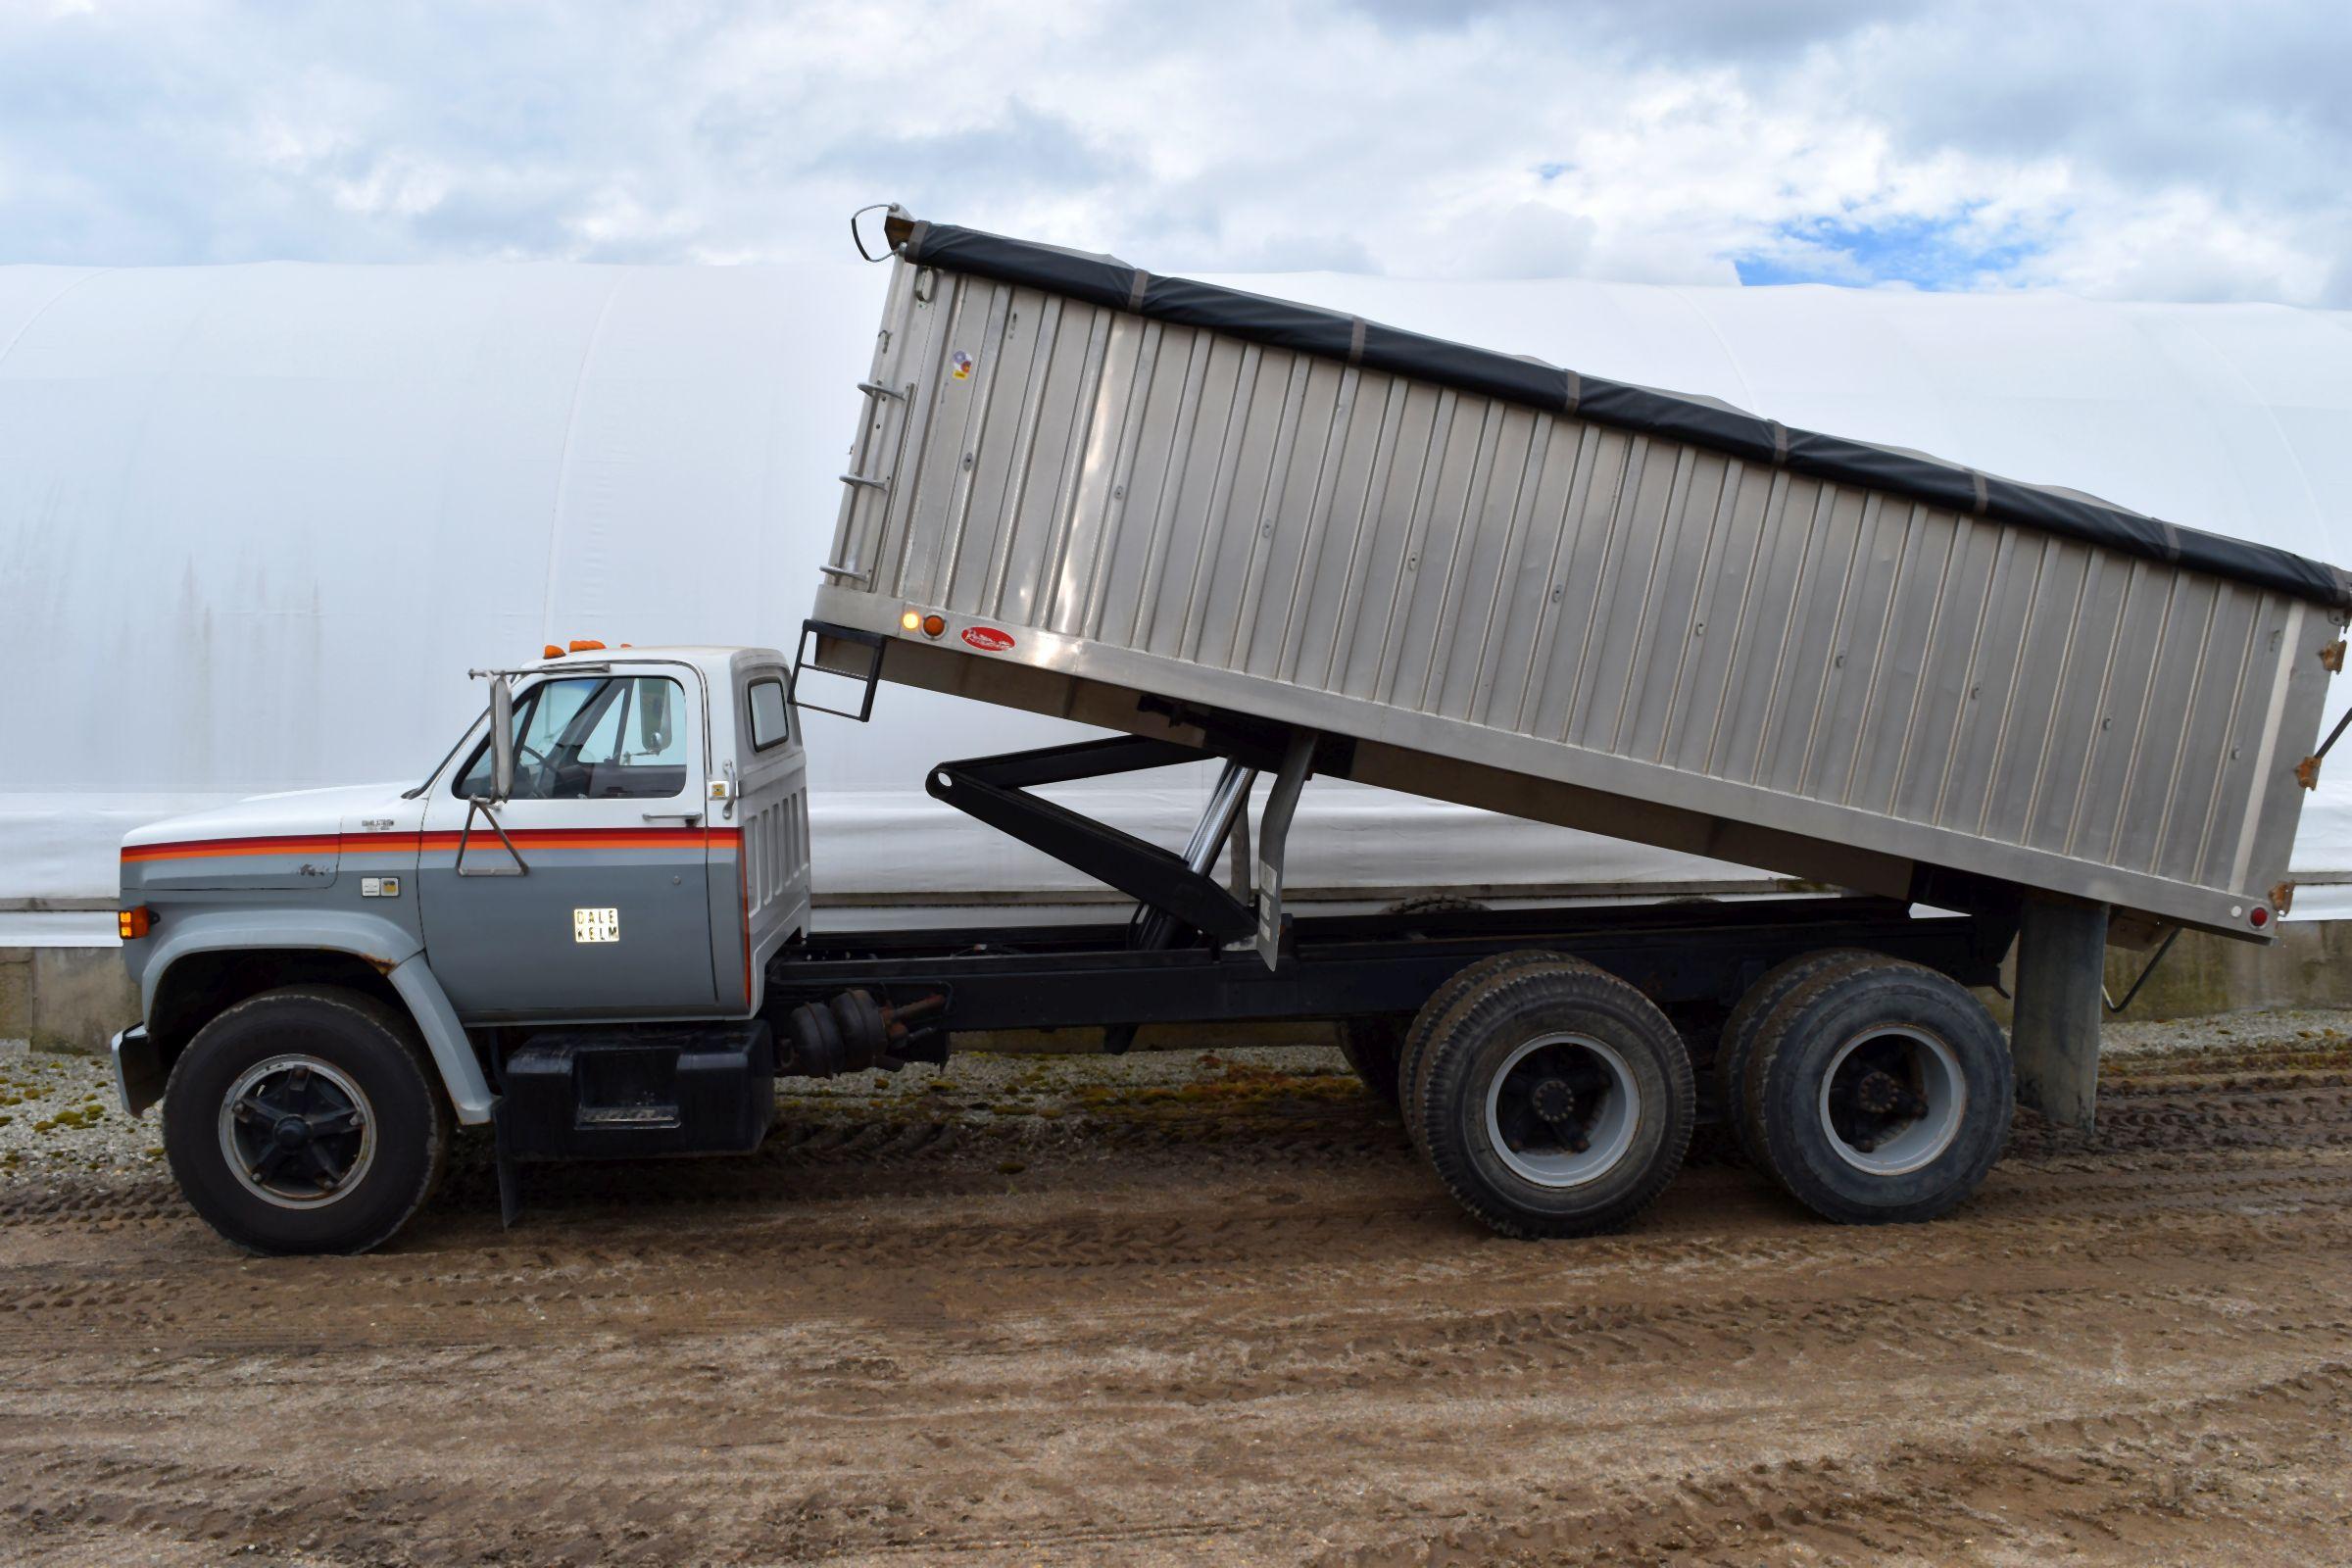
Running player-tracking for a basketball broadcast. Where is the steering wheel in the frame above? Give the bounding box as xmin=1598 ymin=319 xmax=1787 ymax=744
xmin=511 ymin=740 xmax=553 ymax=794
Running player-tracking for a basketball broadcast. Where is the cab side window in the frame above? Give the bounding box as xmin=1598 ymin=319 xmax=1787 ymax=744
xmin=746 ymin=676 xmax=791 ymax=751
xmin=455 ymin=676 xmax=691 ymax=800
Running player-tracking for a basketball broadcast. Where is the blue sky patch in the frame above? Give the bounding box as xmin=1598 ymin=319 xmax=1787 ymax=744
xmin=1736 ymin=212 xmax=2047 ymax=288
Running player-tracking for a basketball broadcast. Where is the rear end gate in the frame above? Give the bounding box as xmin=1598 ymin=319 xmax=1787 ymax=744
xmin=1740 ymin=956 xmax=2014 ymax=1225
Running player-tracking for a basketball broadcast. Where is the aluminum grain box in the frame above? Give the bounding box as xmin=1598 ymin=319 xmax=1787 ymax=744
xmin=811 ymin=216 xmax=2352 ymax=941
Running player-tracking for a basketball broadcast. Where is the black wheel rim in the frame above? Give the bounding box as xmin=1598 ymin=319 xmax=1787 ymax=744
xmin=216 ymin=1054 xmax=376 ymax=1208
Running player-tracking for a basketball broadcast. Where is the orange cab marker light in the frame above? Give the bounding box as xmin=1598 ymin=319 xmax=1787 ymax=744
xmin=118 ymin=906 xmax=152 ymax=940
xmin=542 ymin=644 xmax=564 ymax=659
xmin=922 ymin=614 xmax=947 ymax=638
xmin=568 ymin=638 xmax=606 ymax=653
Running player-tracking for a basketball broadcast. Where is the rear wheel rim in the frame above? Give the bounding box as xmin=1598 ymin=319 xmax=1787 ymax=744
xmin=1483 ymin=1034 xmax=1642 ymax=1188
xmin=1818 ymin=1026 xmax=1965 ymax=1176
xmin=217 ymin=1054 xmax=376 ymax=1208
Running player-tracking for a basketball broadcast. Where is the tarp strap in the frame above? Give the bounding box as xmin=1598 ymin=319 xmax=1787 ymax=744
xmin=1971 ymin=469 xmax=1989 ymax=515
xmin=1562 ymin=368 xmax=1581 ymax=416
xmin=1348 ymin=318 xmax=1367 ymax=366
xmin=1769 ymin=421 xmax=1788 ymax=465
xmin=1127 ymin=270 xmax=1150 ymax=311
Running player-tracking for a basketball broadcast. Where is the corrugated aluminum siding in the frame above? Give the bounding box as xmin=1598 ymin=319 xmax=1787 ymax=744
xmin=821 ymin=259 xmax=2337 ymax=934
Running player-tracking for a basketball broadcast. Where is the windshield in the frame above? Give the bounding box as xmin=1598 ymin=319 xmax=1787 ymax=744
xmin=444 ymin=674 xmax=692 ymax=801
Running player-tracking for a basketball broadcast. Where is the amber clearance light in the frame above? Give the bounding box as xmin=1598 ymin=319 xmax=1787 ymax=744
xmin=118 ymin=906 xmax=152 ymax=940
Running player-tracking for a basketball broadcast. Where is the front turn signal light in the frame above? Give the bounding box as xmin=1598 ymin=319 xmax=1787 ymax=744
xmin=118 ymin=906 xmax=152 ymax=940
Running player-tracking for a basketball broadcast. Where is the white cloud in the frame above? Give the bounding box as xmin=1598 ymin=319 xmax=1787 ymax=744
xmin=0 ymin=0 xmax=2344 ymax=304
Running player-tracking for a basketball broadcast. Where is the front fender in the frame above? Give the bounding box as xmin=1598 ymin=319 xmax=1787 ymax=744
xmin=136 ymin=907 xmax=425 ymax=1020
xmin=135 ymin=909 xmax=496 ymax=1125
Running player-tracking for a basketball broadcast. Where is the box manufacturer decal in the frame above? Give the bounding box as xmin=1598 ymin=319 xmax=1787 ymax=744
xmin=960 ymin=625 xmax=1015 ymax=653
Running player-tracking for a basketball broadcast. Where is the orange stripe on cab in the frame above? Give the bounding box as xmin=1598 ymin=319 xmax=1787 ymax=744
xmin=124 ymin=825 xmax=745 ymax=863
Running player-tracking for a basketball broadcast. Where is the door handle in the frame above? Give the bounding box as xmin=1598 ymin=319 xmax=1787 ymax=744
xmin=642 ymin=811 xmax=704 ymax=825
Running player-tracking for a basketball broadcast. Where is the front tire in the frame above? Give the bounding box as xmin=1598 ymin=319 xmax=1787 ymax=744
xmin=163 ymin=986 xmax=453 ymax=1255
xmin=1410 ymin=958 xmax=1694 ymax=1238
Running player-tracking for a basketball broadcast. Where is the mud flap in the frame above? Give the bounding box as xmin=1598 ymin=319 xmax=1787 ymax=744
xmin=492 ymin=1102 xmax=523 ymax=1228
xmin=2010 ymin=899 xmax=2108 ymax=1132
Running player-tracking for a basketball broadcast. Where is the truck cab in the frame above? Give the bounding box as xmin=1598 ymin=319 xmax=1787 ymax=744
xmin=112 ymin=646 xmax=809 ymax=1253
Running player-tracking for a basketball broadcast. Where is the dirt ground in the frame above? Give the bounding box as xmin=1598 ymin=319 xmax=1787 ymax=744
xmin=4 ymin=1010 xmax=2351 ymax=1566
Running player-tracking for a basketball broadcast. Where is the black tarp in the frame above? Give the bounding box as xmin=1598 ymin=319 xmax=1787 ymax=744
xmin=898 ymin=218 xmax=2352 ymax=613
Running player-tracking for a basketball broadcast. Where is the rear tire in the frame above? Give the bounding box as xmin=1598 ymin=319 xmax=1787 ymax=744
xmin=1715 ymin=948 xmax=1878 ymax=1163
xmin=1400 ymin=949 xmax=1560 ymax=1152
xmin=1742 ymin=958 xmax=2012 ymax=1225
xmin=163 ymin=985 xmax=453 ymax=1255
xmin=1410 ymin=958 xmax=1694 ymax=1238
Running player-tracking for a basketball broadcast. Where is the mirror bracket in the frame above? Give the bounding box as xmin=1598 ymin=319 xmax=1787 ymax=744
xmin=456 ymin=798 xmax=528 ymax=877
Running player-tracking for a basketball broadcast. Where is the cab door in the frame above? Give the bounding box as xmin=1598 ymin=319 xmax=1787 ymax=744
xmin=418 ymin=664 xmax=719 ymax=1019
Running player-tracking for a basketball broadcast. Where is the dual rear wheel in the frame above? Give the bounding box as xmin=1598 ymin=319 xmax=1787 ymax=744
xmin=1379 ymin=949 xmax=2012 ymax=1238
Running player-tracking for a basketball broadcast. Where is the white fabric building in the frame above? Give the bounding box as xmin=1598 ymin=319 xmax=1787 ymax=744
xmin=4 ymin=255 xmax=2348 ymax=943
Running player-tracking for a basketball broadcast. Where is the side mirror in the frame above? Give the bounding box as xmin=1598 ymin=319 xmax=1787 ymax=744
xmin=486 ymin=675 xmax=515 ymax=802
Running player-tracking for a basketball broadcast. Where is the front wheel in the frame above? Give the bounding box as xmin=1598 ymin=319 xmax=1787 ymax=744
xmin=1409 ymin=958 xmax=1694 ymax=1238
xmin=163 ymin=986 xmax=453 ymax=1255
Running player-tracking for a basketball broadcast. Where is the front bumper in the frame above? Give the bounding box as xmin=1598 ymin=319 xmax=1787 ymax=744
xmin=111 ymin=1024 xmax=166 ymax=1119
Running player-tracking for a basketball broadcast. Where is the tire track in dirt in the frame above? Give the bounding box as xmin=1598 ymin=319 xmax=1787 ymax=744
xmin=1322 ymin=1360 xmax=2352 ymax=1567
xmin=6 ymin=1034 xmax=2352 ymax=1565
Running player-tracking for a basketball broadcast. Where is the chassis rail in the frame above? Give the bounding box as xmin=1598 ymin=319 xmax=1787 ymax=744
xmin=765 ymin=895 xmax=2013 ymax=1042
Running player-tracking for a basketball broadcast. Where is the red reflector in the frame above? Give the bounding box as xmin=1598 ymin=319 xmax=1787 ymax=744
xmin=2251 ymin=906 xmax=2270 ymax=928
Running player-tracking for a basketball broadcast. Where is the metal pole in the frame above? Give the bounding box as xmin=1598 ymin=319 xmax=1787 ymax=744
xmin=1182 ymin=760 xmax=1257 ymax=874
xmin=1135 ymin=760 xmax=1257 ymax=950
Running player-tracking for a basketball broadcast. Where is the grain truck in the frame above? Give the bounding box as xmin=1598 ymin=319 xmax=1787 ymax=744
xmin=110 ymin=207 xmax=2350 ymax=1254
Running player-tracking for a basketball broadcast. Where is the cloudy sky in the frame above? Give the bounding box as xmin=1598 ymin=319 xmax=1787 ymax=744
xmin=3 ymin=0 xmax=2347 ymax=303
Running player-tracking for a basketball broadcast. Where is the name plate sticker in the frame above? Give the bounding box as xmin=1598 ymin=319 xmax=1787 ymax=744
xmin=573 ymin=906 xmax=619 ymax=944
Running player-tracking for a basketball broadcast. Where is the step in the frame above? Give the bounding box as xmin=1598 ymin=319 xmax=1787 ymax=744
xmin=498 ymin=1021 xmax=774 ymax=1160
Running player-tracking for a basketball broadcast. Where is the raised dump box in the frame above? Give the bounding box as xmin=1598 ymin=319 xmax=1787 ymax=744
xmin=811 ymin=211 xmax=2351 ymax=943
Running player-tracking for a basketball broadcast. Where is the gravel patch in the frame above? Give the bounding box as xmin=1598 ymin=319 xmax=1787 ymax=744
xmin=0 ymin=1039 xmax=162 ymax=1178
xmin=2098 ymin=1004 xmax=2351 ymax=1059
